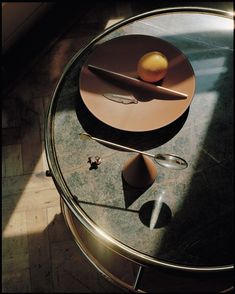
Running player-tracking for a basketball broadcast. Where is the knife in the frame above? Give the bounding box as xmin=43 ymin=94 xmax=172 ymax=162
xmin=88 ymin=64 xmax=188 ymax=99
xmin=103 ymin=93 xmax=138 ymax=104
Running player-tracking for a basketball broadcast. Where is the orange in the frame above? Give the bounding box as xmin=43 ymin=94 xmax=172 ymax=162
xmin=137 ymin=51 xmax=168 ymax=83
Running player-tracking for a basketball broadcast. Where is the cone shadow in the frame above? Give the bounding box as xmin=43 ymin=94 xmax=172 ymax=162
xmin=122 ymin=174 xmax=151 ymax=209
xmin=139 ymin=200 xmax=172 ymax=229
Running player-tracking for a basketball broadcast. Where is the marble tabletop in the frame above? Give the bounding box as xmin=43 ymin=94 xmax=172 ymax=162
xmin=46 ymin=8 xmax=233 ymax=269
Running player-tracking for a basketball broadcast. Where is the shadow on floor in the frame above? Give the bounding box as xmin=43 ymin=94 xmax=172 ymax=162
xmin=2 ymin=212 xmax=126 ymax=293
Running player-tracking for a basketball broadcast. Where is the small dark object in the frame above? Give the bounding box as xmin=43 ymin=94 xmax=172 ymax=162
xmin=46 ymin=170 xmax=52 ymax=177
xmin=88 ymin=156 xmax=101 ymax=170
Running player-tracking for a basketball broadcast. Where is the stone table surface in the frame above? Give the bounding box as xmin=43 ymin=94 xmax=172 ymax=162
xmin=47 ymin=9 xmax=233 ymax=268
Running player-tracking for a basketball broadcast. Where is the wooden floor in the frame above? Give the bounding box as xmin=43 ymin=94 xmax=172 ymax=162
xmin=2 ymin=1 xmax=233 ymax=293
xmin=1 ymin=2 xmax=151 ymax=292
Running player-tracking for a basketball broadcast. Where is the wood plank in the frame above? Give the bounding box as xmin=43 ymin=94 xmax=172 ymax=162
xmin=2 ymin=252 xmax=30 ymax=273
xmin=47 ymin=206 xmax=72 ymax=244
xmin=25 ymin=64 xmax=58 ymax=99
xmin=2 ymin=211 xmax=29 ymax=273
xmin=51 ymin=238 xmax=125 ymax=293
xmin=51 ymin=240 xmax=97 ymax=293
xmin=10 ymin=80 xmax=33 ymax=105
xmin=41 ymin=145 xmax=50 ymax=171
xmin=105 ymin=17 xmax=124 ymax=29
xmin=32 ymin=98 xmax=45 ymax=143
xmin=2 ymin=210 xmax=28 ymax=240
xmin=2 ymin=173 xmax=56 ymax=197
xmin=2 ymin=97 xmax=21 ymax=128
xmin=21 ymin=106 xmax=43 ymax=174
xmin=2 ymin=152 xmax=6 ymax=177
xmin=43 ymin=96 xmax=52 ymax=116
xmin=2 ymin=188 xmax=60 ymax=214
xmin=43 ymin=95 xmax=53 ymax=139
xmin=2 ymin=108 xmax=8 ymax=128
xmin=26 ymin=209 xmax=53 ymax=292
xmin=2 ymin=144 xmax=23 ymax=177
xmin=2 ymin=269 xmax=31 ymax=293
xmin=2 ymin=127 xmax=21 ymax=146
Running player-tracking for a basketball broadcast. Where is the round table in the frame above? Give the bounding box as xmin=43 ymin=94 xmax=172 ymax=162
xmin=45 ymin=7 xmax=234 ymax=293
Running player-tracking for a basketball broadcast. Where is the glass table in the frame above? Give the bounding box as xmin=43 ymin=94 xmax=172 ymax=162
xmin=45 ymin=7 xmax=234 ymax=292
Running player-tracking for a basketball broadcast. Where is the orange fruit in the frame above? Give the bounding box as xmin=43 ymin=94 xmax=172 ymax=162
xmin=137 ymin=51 xmax=168 ymax=83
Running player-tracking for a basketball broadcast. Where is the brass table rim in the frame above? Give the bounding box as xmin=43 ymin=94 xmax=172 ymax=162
xmin=45 ymin=6 xmax=233 ymax=273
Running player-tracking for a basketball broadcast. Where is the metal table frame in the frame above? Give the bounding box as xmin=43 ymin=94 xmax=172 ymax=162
xmin=45 ymin=6 xmax=233 ymax=292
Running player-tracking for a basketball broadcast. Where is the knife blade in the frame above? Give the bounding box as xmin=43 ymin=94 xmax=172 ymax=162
xmin=103 ymin=93 xmax=138 ymax=104
xmin=88 ymin=64 xmax=188 ymax=100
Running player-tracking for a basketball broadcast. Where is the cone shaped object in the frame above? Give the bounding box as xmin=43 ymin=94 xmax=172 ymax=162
xmin=122 ymin=154 xmax=157 ymax=188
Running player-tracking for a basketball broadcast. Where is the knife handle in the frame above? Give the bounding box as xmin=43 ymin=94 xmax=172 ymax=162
xmin=88 ymin=64 xmax=187 ymax=99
